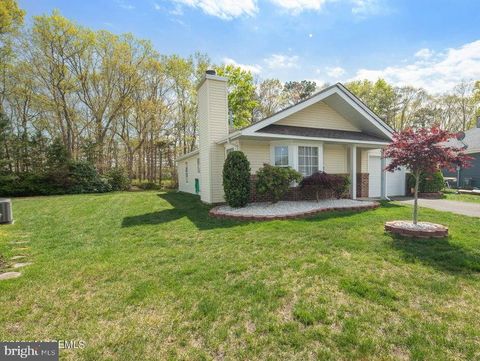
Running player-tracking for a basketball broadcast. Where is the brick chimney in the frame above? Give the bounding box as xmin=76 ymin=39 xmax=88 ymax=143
xmin=197 ymin=70 xmax=229 ymax=204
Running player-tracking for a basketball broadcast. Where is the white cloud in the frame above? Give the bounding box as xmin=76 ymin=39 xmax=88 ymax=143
xmin=264 ymin=54 xmax=300 ymax=69
xmin=153 ymin=2 xmax=161 ymax=10
xmin=351 ymin=40 xmax=480 ymax=93
xmin=116 ymin=0 xmax=135 ymax=10
xmin=269 ymin=0 xmax=386 ymax=16
xmin=351 ymin=0 xmax=383 ymax=16
xmin=414 ymin=48 xmax=434 ymax=59
xmin=167 ymin=0 xmax=387 ymax=19
xmin=308 ymin=33 xmax=313 ymax=38
xmin=326 ymin=66 xmax=346 ymax=78
xmin=223 ymin=57 xmax=262 ymax=74
xmin=171 ymin=0 xmax=257 ymax=20
xmin=269 ymin=0 xmax=328 ymax=13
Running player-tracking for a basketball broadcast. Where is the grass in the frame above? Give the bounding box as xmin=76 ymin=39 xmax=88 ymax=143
xmin=0 ymin=191 xmax=480 ymax=360
xmin=442 ymin=188 xmax=480 ymax=204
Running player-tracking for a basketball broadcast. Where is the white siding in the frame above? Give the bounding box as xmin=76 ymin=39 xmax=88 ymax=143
xmin=323 ymin=144 xmax=348 ymax=173
xmin=198 ymin=77 xmax=229 ymax=204
xmin=198 ymin=84 xmax=211 ymax=202
xmin=178 ymin=155 xmax=200 ymax=195
xmin=358 ymin=149 xmax=369 ymax=173
xmin=239 ymin=140 xmax=271 ymax=172
xmin=276 ymin=101 xmax=360 ymax=132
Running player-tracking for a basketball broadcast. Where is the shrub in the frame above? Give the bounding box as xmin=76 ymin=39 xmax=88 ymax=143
xmin=331 ymin=175 xmax=351 ymax=199
xmin=300 ymin=171 xmax=350 ymax=200
xmin=255 ymin=164 xmax=302 ymax=203
xmin=407 ymin=170 xmax=444 ymax=193
xmin=0 ymin=172 xmax=55 ymax=196
xmin=106 ymin=167 xmax=131 ymax=191
xmin=67 ymin=161 xmax=110 ymax=193
xmin=223 ymin=151 xmax=251 ymax=208
xmin=137 ymin=182 xmax=161 ymax=190
xmin=0 ymin=160 xmax=116 ymax=197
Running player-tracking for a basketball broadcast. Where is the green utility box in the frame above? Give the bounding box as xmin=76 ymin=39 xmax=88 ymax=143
xmin=195 ymin=178 xmax=200 ymax=194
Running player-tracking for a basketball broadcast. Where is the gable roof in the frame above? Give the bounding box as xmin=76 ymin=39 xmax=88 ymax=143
xmin=445 ymin=127 xmax=480 ymax=154
xmin=221 ymin=83 xmax=394 ymax=144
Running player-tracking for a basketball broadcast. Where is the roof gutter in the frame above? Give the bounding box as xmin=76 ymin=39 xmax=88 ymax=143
xmin=175 ymin=149 xmax=199 ymax=162
xmin=217 ymin=130 xmax=242 ymax=145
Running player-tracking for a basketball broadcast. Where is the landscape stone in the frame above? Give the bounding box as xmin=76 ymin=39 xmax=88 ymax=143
xmin=13 ymin=262 xmax=32 ymax=269
xmin=0 ymin=272 xmax=21 ymax=280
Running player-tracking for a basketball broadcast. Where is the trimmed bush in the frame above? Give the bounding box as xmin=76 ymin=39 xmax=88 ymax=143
xmin=255 ymin=164 xmax=302 ymax=203
xmin=223 ymin=151 xmax=251 ymax=208
xmin=407 ymin=170 xmax=444 ymax=193
xmin=300 ymin=171 xmax=350 ymax=200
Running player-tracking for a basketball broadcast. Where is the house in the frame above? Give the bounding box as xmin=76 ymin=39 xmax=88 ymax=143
xmin=176 ymin=70 xmax=406 ymax=204
xmin=443 ymin=118 xmax=480 ymax=188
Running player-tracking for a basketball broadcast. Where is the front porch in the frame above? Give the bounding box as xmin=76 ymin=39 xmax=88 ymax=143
xmin=226 ymin=138 xmax=387 ymax=201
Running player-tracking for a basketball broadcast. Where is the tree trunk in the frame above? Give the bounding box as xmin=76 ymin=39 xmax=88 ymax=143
xmin=413 ymin=170 xmax=420 ymax=225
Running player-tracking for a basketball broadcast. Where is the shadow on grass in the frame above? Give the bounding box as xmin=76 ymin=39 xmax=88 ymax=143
xmin=391 ymin=236 xmax=480 ymax=274
xmin=121 ymin=191 xmax=248 ymax=230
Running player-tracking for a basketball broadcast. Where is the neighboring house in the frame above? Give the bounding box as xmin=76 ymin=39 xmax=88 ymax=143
xmin=176 ymin=70 xmax=406 ymax=204
xmin=443 ymin=118 xmax=480 ymax=188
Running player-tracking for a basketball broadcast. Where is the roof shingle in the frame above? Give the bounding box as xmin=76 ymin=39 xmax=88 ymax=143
xmin=256 ymin=124 xmax=391 ymax=143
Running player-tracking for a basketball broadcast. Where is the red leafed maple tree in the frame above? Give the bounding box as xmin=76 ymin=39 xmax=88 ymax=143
xmin=384 ymin=126 xmax=472 ymax=224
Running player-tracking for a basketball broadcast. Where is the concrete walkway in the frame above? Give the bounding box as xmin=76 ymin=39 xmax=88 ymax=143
xmin=395 ymin=198 xmax=480 ymax=218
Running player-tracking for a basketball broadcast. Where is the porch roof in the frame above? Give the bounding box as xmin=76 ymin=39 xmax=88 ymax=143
xmin=256 ymin=124 xmax=390 ymax=143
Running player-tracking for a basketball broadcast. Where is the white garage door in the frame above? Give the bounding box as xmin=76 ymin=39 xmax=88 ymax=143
xmin=368 ymin=155 xmax=406 ymax=197
xmin=386 ymin=166 xmax=406 ymax=196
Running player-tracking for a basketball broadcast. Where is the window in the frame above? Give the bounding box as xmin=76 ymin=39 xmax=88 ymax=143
xmin=274 ymin=146 xmax=289 ymax=167
xmin=197 ymin=158 xmax=200 ymax=173
xmin=298 ymin=146 xmax=318 ymax=176
xmin=185 ymin=162 xmax=188 ymax=183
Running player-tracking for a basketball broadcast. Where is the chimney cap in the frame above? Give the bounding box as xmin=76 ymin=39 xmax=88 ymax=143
xmin=206 ymin=69 xmax=216 ymax=75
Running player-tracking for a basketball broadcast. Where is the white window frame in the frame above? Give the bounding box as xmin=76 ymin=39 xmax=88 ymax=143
xmin=298 ymin=145 xmax=320 ymax=177
xmin=270 ymin=141 xmax=324 ymax=175
xmin=274 ymin=145 xmax=289 ymax=167
xmin=270 ymin=141 xmax=293 ymax=168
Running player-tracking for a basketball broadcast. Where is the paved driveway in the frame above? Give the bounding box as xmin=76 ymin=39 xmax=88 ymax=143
xmin=395 ymin=198 xmax=480 ymax=217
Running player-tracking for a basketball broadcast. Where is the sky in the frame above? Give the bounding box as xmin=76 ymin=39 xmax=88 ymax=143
xmin=19 ymin=0 xmax=480 ymax=93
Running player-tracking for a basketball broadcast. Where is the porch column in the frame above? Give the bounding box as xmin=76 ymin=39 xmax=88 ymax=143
xmin=349 ymin=145 xmax=357 ymax=199
xmin=380 ymin=148 xmax=387 ymax=200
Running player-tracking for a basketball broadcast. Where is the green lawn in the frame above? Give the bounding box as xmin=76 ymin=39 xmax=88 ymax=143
xmin=1 ymin=191 xmax=480 ymax=360
xmin=443 ymin=189 xmax=480 ymax=204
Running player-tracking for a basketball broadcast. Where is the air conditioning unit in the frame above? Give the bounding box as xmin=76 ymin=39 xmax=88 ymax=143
xmin=0 ymin=198 xmax=13 ymax=224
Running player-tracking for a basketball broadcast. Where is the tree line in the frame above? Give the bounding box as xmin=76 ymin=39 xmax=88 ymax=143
xmin=1 ymin=0 xmax=479 ymax=190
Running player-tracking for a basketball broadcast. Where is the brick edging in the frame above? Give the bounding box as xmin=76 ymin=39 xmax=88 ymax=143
xmin=209 ymin=202 xmax=380 ymax=221
xmin=384 ymin=221 xmax=448 ymax=239
xmin=419 ymin=192 xmax=443 ymax=199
